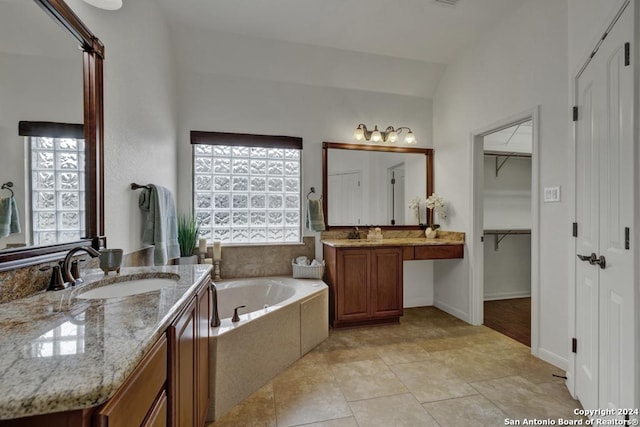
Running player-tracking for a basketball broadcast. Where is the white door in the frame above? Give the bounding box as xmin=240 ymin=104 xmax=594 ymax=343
xmin=574 ymin=4 xmax=635 ymax=419
xmin=328 ymin=171 xmax=362 ymax=225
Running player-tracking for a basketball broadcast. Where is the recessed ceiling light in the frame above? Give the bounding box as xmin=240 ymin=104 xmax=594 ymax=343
xmin=81 ymin=0 xmax=122 ymax=10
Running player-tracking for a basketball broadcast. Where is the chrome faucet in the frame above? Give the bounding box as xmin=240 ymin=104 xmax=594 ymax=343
xmin=62 ymin=245 xmax=101 ymax=287
xmin=210 ymin=282 xmax=221 ymax=327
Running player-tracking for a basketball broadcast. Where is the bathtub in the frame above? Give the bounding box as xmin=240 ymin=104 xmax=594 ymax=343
xmin=207 ymin=276 xmax=329 ymax=422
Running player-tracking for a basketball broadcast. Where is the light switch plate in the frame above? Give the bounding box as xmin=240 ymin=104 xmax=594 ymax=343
xmin=544 ymin=186 xmax=561 ymax=202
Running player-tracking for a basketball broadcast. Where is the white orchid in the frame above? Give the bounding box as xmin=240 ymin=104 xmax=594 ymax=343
xmin=426 ymin=193 xmax=447 ymax=221
xmin=408 ymin=196 xmax=422 ymax=222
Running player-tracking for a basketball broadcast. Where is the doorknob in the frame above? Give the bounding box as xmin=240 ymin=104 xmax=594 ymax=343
xmin=576 ymin=253 xmax=606 ymax=269
xmin=577 ymin=253 xmax=597 ymax=263
xmin=591 ymin=255 xmax=606 ymax=269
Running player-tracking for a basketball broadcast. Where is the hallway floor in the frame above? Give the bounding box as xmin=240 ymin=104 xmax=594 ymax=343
xmin=208 ymin=307 xmax=583 ymax=427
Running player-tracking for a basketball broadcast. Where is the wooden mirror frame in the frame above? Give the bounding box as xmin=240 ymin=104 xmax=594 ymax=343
xmin=0 ymin=0 xmax=104 ymax=271
xmin=322 ymin=142 xmax=433 ymax=230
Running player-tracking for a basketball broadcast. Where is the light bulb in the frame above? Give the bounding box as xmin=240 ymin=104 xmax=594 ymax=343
xmin=404 ymin=131 xmax=416 ymax=144
xmin=371 ymin=126 xmax=382 ymax=142
xmin=353 ymin=126 xmax=365 ymax=141
xmin=388 ymin=130 xmax=398 ymax=143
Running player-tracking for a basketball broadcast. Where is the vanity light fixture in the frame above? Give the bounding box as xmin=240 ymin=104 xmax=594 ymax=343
xmin=81 ymin=0 xmax=123 ymax=10
xmin=353 ymin=124 xmax=416 ymax=144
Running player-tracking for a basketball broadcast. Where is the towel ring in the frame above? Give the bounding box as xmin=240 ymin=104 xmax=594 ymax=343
xmin=306 ymin=187 xmax=322 ymax=200
xmin=1 ymin=182 xmax=14 ymax=197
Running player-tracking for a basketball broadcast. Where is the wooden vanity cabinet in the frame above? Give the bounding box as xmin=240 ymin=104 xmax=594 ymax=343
xmin=167 ymin=280 xmax=210 ymax=427
xmin=324 ymin=245 xmax=403 ymax=328
xmin=93 ymin=335 xmax=168 ymax=427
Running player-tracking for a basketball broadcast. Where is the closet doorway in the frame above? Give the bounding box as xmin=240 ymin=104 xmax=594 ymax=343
xmin=468 ymin=108 xmax=539 ymax=355
xmin=482 ymin=121 xmax=533 ymax=346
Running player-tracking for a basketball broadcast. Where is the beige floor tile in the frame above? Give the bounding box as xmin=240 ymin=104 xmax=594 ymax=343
xmin=374 ymin=341 xmax=432 ymax=365
xmin=537 ymin=381 xmax=585 ymax=410
xmin=428 ymin=347 xmax=519 ymax=382
xmin=273 ymin=375 xmax=351 ymax=426
xmin=391 ymin=359 xmax=478 ymax=403
xmin=294 ymin=417 xmax=359 ymax=427
xmin=349 ymin=393 xmax=439 ymax=427
xmin=321 ymin=347 xmax=381 ymax=365
xmin=331 ymin=359 xmax=408 ymax=401
xmin=208 ymin=383 xmax=276 ymax=427
xmin=423 ymin=394 xmax=508 ymax=427
xmin=470 ymin=376 xmax=578 ymax=420
xmin=503 ymin=355 xmax=566 ymax=384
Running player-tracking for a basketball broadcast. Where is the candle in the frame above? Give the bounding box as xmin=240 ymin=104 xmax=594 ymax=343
xmin=199 ymin=238 xmax=207 ymax=256
xmin=213 ymin=240 xmax=222 ymax=260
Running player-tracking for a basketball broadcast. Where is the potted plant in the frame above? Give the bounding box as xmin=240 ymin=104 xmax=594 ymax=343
xmin=176 ymin=214 xmax=199 ymax=264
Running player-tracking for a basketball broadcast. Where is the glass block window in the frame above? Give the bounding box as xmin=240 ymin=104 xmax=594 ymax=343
xmin=29 ymin=136 xmax=86 ymax=246
xmin=192 ymin=131 xmax=302 ymax=244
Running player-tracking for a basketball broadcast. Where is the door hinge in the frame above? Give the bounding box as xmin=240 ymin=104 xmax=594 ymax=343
xmin=481 ymin=236 xmax=484 ymax=243
xmin=625 ymin=227 xmax=630 ymax=250
xmin=572 ymin=338 xmax=577 ymax=353
xmin=572 ymin=106 xmax=578 ymax=122
xmin=625 ymin=42 xmax=630 ymax=66
xmin=572 ymin=222 xmax=578 ymax=238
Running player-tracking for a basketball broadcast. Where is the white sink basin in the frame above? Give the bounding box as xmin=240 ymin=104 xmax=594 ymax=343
xmin=77 ymin=278 xmax=178 ymax=300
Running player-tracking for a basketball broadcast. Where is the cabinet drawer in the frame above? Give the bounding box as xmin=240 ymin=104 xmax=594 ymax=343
xmin=94 ymin=335 xmax=167 ymax=427
xmin=142 ymin=390 xmax=167 ymax=427
xmin=414 ymin=244 xmax=463 ymax=260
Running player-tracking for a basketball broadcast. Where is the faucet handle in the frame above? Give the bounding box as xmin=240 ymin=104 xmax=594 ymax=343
xmin=231 ymin=305 xmax=246 ymax=322
xmin=71 ymin=259 xmax=86 ymax=284
xmin=40 ymin=265 xmax=67 ymax=291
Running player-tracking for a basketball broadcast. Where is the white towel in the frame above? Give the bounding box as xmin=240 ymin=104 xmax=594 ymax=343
xmin=0 ymin=196 xmax=21 ymax=238
xmin=139 ymin=185 xmax=180 ymax=265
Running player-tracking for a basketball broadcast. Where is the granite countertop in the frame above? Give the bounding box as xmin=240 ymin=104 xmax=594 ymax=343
xmin=321 ymin=231 xmax=465 ymax=248
xmin=0 ymin=264 xmax=211 ymax=421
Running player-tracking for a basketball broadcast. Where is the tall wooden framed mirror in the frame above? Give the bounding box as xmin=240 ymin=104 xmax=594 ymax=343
xmin=322 ymin=142 xmax=433 ymax=229
xmin=0 ymin=0 xmax=104 ymax=271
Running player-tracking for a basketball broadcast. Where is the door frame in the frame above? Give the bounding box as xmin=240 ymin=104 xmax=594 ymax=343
xmin=468 ymin=106 xmax=540 ymax=357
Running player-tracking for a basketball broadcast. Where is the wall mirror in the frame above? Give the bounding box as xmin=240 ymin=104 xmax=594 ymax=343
xmin=322 ymin=142 xmax=433 ymax=229
xmin=0 ymin=0 xmax=104 ymax=270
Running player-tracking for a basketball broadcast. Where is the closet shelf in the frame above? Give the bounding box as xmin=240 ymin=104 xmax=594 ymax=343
xmin=484 ymin=151 xmax=532 ymax=177
xmin=483 ymin=229 xmax=531 ymax=251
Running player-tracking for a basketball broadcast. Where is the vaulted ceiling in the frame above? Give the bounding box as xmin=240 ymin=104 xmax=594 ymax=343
xmin=157 ymin=0 xmax=528 ymax=98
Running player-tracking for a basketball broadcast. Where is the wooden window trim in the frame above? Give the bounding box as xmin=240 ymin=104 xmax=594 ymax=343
xmin=190 ymin=131 xmax=302 ymax=150
xmin=19 ymin=121 xmax=84 ymax=139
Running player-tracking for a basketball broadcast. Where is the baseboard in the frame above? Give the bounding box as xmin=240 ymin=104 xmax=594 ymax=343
xmin=483 ymin=291 xmax=531 ymax=301
xmin=433 ymin=300 xmax=470 ymax=323
xmin=404 ymin=296 xmax=434 ymax=308
xmin=537 ymin=347 xmax=568 ymax=371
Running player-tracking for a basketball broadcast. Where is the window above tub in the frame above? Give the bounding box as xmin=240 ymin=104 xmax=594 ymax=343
xmin=191 ymin=131 xmax=302 ymax=245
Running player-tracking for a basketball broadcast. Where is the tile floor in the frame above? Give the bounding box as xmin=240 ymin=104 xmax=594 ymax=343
xmin=208 ymin=307 xmax=584 ymax=427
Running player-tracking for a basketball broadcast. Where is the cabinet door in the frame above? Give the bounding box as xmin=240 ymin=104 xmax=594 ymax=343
xmin=337 ymin=249 xmax=370 ymax=321
xmin=371 ymin=248 xmax=403 ymax=318
xmin=195 ymin=285 xmax=210 ymax=427
xmin=169 ymin=299 xmax=196 ymax=427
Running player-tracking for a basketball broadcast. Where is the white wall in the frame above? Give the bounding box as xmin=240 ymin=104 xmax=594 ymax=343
xmin=67 ymin=0 xmax=179 ymax=254
xmin=175 ymin=66 xmax=435 ymax=305
xmin=433 ymin=0 xmax=569 ymax=368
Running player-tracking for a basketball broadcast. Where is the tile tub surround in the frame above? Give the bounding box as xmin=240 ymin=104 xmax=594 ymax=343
xmin=208 ymin=277 xmax=329 ymax=422
xmin=202 ymin=236 xmax=315 ymax=279
xmin=0 ymin=264 xmax=211 ymax=420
